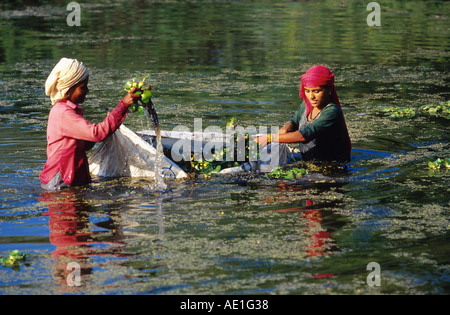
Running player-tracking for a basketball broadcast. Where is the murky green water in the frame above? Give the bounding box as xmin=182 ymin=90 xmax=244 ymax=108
xmin=0 ymin=0 xmax=449 ymax=295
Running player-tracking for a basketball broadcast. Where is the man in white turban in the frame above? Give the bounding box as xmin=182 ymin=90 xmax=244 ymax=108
xmin=45 ymin=57 xmax=90 ymax=105
xmin=40 ymin=58 xmax=140 ymax=190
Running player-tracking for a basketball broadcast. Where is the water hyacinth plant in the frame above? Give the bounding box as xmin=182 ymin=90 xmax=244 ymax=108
xmin=185 ymin=117 xmax=258 ymax=177
xmin=427 ymin=158 xmax=450 ymax=170
xmin=381 ymin=100 xmax=449 ymax=119
xmin=381 ymin=107 xmax=416 ymax=118
xmin=121 ymin=74 xmax=153 ymax=114
xmin=419 ymin=101 xmax=450 ymax=119
xmin=266 ymin=167 xmax=308 ymax=179
xmin=1 ymin=250 xmax=27 ymax=270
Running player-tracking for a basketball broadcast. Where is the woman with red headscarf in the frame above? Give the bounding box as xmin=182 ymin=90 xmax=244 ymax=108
xmin=257 ymin=65 xmax=351 ymax=162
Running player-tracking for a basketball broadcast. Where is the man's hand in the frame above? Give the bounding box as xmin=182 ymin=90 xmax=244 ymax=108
xmin=122 ymin=88 xmax=141 ymax=107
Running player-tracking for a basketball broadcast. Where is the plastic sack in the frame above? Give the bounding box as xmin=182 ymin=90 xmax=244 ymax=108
xmin=88 ymin=124 xmax=187 ymax=179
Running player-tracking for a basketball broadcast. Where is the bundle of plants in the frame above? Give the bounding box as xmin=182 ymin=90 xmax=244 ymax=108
xmin=179 ymin=118 xmax=261 ymax=177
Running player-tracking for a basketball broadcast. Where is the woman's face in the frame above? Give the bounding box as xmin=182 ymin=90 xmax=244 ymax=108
xmin=68 ymin=77 xmax=89 ymax=104
xmin=304 ymin=86 xmax=330 ymax=109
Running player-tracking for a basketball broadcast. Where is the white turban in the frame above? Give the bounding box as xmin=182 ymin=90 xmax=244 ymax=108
xmin=45 ymin=58 xmax=89 ymax=105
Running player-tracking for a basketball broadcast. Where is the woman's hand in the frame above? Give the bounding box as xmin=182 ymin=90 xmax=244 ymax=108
xmin=122 ymin=88 xmax=141 ymax=107
xmin=279 ymin=121 xmax=295 ymax=135
xmin=255 ymin=130 xmax=306 ymax=147
xmin=255 ymin=134 xmax=271 ymax=148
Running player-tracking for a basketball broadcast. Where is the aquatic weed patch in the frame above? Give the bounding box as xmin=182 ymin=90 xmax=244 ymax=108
xmin=381 ymin=107 xmax=416 ymax=119
xmin=419 ymin=101 xmax=450 ymax=119
xmin=265 ymin=167 xmax=308 ymax=180
xmin=1 ymin=250 xmax=27 ymax=271
xmin=178 ymin=117 xmax=261 ymax=178
xmin=381 ymin=101 xmax=450 ymax=120
xmin=427 ymin=158 xmax=450 ymax=170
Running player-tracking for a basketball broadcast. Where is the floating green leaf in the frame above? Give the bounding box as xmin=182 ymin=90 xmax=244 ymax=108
xmin=1 ymin=250 xmax=27 ymax=267
xmin=266 ymin=167 xmax=308 ymax=179
xmin=427 ymin=158 xmax=450 ymax=171
xmin=420 ymin=101 xmax=450 ymax=119
xmin=381 ymin=107 xmax=416 ymax=119
xmin=381 ymin=100 xmax=449 ymax=120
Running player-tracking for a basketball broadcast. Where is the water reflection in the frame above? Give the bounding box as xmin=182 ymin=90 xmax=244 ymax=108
xmin=39 ymin=189 xmax=130 ymax=288
xmin=266 ymin=181 xmax=344 ymax=259
xmin=278 ymin=203 xmax=339 ymax=259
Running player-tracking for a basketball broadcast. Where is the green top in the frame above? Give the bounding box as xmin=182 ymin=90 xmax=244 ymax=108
xmin=290 ymin=101 xmax=349 ymax=162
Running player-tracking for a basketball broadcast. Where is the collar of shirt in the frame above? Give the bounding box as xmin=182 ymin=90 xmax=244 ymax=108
xmin=57 ymin=98 xmax=83 ymax=113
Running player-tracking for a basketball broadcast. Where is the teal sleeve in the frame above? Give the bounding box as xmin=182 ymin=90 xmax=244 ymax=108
xmin=290 ymin=101 xmax=306 ymax=126
xmin=299 ymin=104 xmax=342 ymax=142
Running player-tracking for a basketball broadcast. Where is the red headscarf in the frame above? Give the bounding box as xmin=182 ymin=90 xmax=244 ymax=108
xmin=299 ymin=65 xmax=351 ymax=161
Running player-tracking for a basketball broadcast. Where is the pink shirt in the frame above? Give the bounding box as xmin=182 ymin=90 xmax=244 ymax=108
xmin=40 ymin=99 xmax=129 ymax=185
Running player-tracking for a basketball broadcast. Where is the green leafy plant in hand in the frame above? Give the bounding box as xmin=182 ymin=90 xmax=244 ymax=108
xmin=121 ymin=74 xmax=153 ymax=114
xmin=226 ymin=117 xmax=237 ymax=128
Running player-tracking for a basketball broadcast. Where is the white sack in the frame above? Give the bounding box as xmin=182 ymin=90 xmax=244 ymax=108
xmin=89 ymin=124 xmax=187 ymax=179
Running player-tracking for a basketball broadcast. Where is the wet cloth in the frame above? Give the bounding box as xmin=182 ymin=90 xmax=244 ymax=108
xmin=40 ymin=99 xmax=129 ymax=187
xmin=88 ymin=124 xmax=188 ymax=180
xmin=40 ymin=171 xmax=70 ymax=191
xmin=298 ymin=65 xmax=351 ymax=161
xmin=45 ymin=58 xmax=89 ymax=105
xmin=290 ymin=101 xmax=349 ymax=162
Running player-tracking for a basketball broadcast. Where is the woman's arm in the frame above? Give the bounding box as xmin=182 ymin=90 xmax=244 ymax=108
xmin=255 ymin=121 xmax=305 ymax=147
xmin=275 ymin=130 xmax=306 ymax=143
xmin=257 ymin=104 xmax=342 ymax=147
xmin=279 ymin=121 xmax=296 ymax=134
xmin=256 ymin=130 xmax=306 ymax=148
xmin=297 ymin=105 xmax=342 ymax=142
